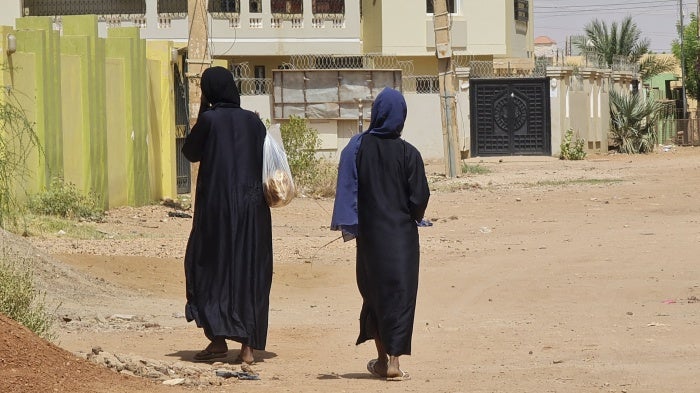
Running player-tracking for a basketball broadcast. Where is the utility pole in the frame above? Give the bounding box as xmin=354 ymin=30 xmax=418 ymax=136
xmin=679 ymin=0 xmax=688 ymax=119
xmin=432 ymin=0 xmax=460 ymax=178
xmin=187 ymin=0 xmax=211 ymax=198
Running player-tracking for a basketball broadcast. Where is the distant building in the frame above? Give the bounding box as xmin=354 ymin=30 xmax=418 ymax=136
xmin=533 ymin=35 xmax=556 ymax=58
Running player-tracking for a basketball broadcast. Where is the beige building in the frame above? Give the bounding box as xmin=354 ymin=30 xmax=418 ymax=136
xmin=1 ymin=0 xmax=536 ymax=160
xmin=534 ymin=35 xmax=557 ymax=58
xmin=3 ymin=1 xmax=533 ymax=76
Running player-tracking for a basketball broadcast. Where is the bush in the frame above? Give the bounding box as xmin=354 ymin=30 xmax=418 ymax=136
xmin=275 ymin=116 xmax=340 ymax=196
xmin=560 ymin=129 xmax=587 ymax=160
xmin=609 ymin=90 xmax=662 ymax=154
xmin=279 ymin=116 xmax=322 ymax=188
xmin=462 ymin=163 xmax=491 ymax=174
xmin=303 ymin=160 xmax=338 ymax=198
xmin=0 ymin=257 xmax=54 ymax=339
xmin=27 ymin=177 xmax=103 ymax=221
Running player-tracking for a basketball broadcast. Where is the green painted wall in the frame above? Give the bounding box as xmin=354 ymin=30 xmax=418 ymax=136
xmin=15 ymin=17 xmax=63 ymax=187
xmin=0 ymin=15 xmax=178 ymax=210
xmin=106 ymin=27 xmax=150 ymax=206
xmin=146 ymin=40 xmax=177 ymax=201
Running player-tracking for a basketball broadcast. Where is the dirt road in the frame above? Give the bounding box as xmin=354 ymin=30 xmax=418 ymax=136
xmin=3 ymin=147 xmax=700 ymax=392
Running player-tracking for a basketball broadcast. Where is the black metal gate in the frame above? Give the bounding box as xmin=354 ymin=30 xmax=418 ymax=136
xmin=174 ymin=63 xmax=191 ymax=194
xmin=470 ymin=78 xmax=551 ymax=156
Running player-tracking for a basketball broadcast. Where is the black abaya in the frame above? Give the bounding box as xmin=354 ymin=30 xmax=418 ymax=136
xmin=182 ymin=67 xmax=273 ymax=350
xmin=355 ymin=134 xmax=430 ymax=356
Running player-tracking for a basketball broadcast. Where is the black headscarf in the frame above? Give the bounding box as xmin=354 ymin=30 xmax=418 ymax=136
xmin=200 ymin=66 xmax=241 ymax=108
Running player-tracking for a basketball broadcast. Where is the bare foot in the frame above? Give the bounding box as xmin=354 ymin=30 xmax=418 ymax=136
xmin=386 ymin=355 xmax=402 ymax=379
xmin=237 ymin=344 xmax=255 ymax=364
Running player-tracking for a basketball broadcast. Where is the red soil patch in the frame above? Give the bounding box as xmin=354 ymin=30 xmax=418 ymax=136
xmin=0 ymin=313 xmax=168 ymax=393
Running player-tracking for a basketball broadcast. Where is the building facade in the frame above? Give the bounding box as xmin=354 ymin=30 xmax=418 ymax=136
xmin=4 ymin=1 xmax=534 ymax=77
xmin=1 ymin=0 xmax=536 ymax=167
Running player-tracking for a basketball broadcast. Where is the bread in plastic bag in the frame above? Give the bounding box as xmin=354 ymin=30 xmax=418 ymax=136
xmin=262 ymin=124 xmax=295 ymax=208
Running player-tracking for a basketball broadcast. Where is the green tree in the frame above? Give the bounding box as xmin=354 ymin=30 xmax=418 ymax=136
xmin=580 ymin=16 xmax=675 ymax=80
xmin=672 ymin=13 xmax=699 ymax=101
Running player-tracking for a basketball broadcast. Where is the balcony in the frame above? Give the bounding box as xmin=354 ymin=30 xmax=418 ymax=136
xmin=271 ymin=0 xmax=303 ymax=20
xmin=22 ymin=0 xmax=146 ymax=24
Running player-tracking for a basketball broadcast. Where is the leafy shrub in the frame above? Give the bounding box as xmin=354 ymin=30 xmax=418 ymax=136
xmin=27 ymin=177 xmax=103 ymax=221
xmin=560 ymin=129 xmax=587 ymax=160
xmin=279 ymin=115 xmax=322 ymax=189
xmin=0 ymin=257 xmax=54 ymax=339
xmin=274 ymin=116 xmax=337 ymax=196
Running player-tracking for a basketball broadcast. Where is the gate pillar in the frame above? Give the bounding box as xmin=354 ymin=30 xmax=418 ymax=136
xmin=580 ymin=68 xmax=608 ymax=154
xmin=546 ymin=66 xmax=574 ymax=157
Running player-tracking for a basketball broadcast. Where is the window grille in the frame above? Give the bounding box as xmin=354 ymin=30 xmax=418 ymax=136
xmin=209 ymin=0 xmax=239 ymax=13
xmin=426 ymin=0 xmax=455 ymax=14
xmin=514 ymin=0 xmax=528 ymax=23
xmin=157 ymin=0 xmax=186 ymax=14
xmin=312 ymin=0 xmax=344 ymax=14
xmin=312 ymin=0 xmax=344 ymax=26
xmin=157 ymin=0 xmax=186 ymax=27
xmin=23 ymin=0 xmax=145 ymax=16
xmin=209 ymin=0 xmax=240 ymax=22
xmin=271 ymin=0 xmax=302 ymax=15
xmin=249 ymin=0 xmax=262 ymax=13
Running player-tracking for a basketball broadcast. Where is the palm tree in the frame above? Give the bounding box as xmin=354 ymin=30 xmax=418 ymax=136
xmin=579 ymin=16 xmax=675 ymax=79
xmin=609 ymin=89 xmax=664 ymax=153
xmin=581 ymin=16 xmax=649 ymax=66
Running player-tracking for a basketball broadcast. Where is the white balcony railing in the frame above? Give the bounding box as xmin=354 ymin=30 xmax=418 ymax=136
xmin=249 ymin=17 xmax=263 ymax=28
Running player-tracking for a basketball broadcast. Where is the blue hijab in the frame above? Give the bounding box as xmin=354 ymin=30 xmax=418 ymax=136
xmin=330 ymin=88 xmax=407 ymax=240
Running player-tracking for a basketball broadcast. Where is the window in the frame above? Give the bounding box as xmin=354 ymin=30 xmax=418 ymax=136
xmin=313 ymin=0 xmax=344 ymax=14
xmin=254 ymin=65 xmax=266 ymax=94
xmin=426 ymin=0 xmax=455 ymax=14
xmin=249 ymin=0 xmax=262 ymax=13
xmin=23 ymin=0 xmax=146 ymax=16
xmin=157 ymin=0 xmax=186 ymax=14
xmin=514 ymin=0 xmax=528 ymax=23
xmin=271 ymin=0 xmax=303 ymax=14
xmin=209 ymin=0 xmax=239 ymax=13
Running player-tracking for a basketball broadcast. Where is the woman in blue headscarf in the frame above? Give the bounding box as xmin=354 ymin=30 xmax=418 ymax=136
xmin=331 ymin=88 xmax=430 ymax=381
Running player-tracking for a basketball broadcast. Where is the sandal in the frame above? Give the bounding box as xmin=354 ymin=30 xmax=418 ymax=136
xmin=387 ymin=370 xmax=411 ymax=381
xmin=193 ymin=348 xmax=228 ymax=361
xmin=366 ymin=359 xmax=383 ymax=378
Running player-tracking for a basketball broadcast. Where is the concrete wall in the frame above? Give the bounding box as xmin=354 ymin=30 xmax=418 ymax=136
xmin=1 ymin=15 xmax=177 ymax=209
xmin=547 ymin=66 xmax=634 ymax=156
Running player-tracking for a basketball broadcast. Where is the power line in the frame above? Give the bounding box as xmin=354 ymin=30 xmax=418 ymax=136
xmin=538 ymin=0 xmax=675 ymax=9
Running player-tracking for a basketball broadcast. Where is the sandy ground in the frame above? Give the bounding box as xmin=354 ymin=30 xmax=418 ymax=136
xmin=3 ymin=147 xmax=700 ymax=392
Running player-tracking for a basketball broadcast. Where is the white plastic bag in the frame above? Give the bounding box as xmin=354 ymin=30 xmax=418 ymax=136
xmin=262 ymin=124 xmax=295 ymax=208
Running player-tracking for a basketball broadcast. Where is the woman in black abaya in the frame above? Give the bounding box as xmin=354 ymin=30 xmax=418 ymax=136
xmin=182 ymin=66 xmax=273 ymax=364
xmin=331 ymin=88 xmax=430 ymax=381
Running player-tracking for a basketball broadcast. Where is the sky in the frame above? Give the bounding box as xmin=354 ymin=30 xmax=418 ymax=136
xmin=533 ymin=0 xmax=699 ymax=54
